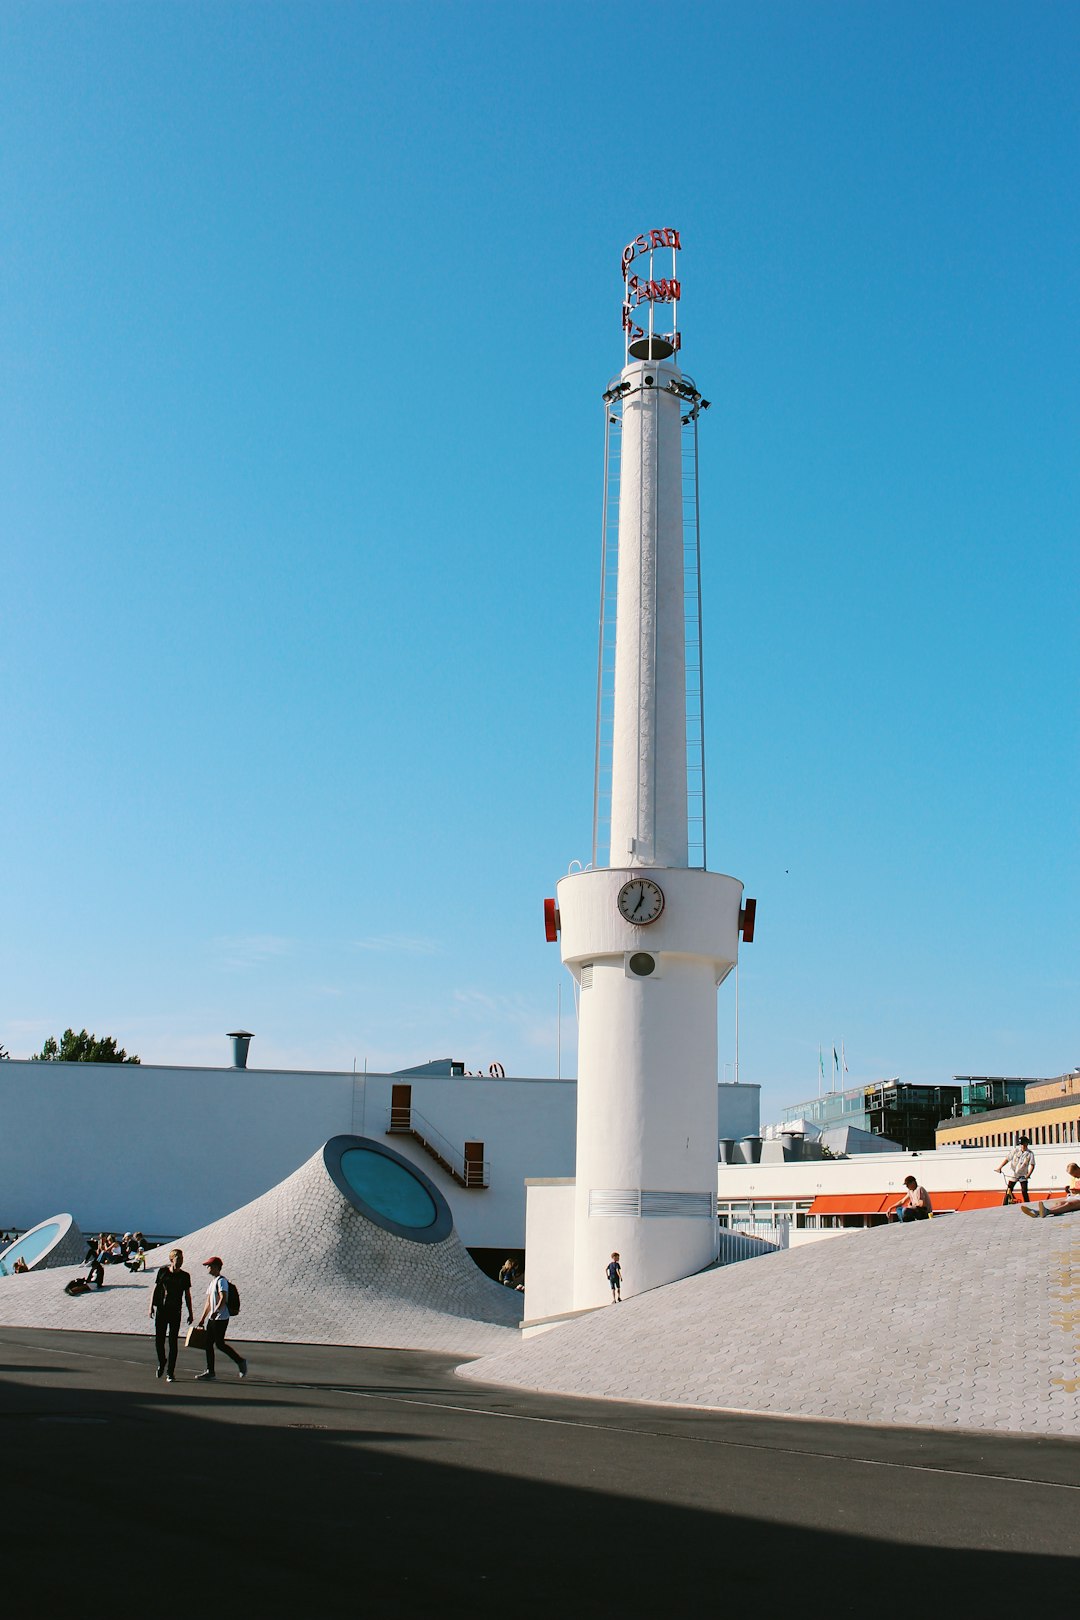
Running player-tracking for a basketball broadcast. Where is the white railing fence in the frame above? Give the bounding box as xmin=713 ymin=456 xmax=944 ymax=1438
xmin=715 ymin=1219 xmax=790 ymax=1266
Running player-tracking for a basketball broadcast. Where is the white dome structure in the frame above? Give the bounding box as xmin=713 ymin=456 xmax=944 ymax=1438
xmin=0 ymin=1137 xmax=521 ymax=1355
xmin=0 ymin=1213 xmax=84 ymax=1275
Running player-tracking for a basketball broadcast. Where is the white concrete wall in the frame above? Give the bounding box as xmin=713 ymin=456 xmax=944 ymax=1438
xmin=522 ymin=1180 xmax=576 ymax=1322
xmin=0 ymin=1060 xmax=575 ymax=1249
xmin=718 ymin=1142 xmax=1080 ymax=1203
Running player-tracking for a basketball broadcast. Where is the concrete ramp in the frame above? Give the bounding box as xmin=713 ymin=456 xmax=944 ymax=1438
xmin=459 ymin=1207 xmax=1080 ymax=1435
xmin=0 ymin=1137 xmax=521 ymax=1355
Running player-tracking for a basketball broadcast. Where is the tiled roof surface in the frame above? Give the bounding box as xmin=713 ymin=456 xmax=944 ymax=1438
xmin=460 ymin=1207 xmax=1080 ymax=1435
xmin=0 ymin=1146 xmax=521 ymax=1355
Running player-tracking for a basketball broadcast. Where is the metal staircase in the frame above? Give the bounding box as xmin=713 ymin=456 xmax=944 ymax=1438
xmin=386 ymin=1101 xmax=489 ymax=1189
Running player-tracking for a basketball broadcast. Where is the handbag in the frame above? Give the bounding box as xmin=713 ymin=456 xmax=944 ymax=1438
xmin=185 ymin=1323 xmax=207 ymax=1349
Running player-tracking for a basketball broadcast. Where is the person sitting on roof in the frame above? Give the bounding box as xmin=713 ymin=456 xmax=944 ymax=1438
xmin=1020 ymin=1163 xmax=1080 ymax=1219
xmin=887 ymin=1176 xmax=932 ymax=1222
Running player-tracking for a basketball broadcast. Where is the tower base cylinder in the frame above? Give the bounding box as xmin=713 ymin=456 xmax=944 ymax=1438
xmin=557 ymin=867 xmax=743 ymax=1310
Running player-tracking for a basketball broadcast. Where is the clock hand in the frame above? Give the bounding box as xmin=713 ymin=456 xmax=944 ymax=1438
xmin=632 ymin=887 xmax=645 ymax=915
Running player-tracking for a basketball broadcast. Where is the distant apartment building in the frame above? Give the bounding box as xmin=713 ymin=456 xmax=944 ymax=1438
xmin=935 ymin=1071 xmax=1080 ymax=1151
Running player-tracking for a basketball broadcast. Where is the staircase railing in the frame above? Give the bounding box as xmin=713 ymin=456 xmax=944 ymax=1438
xmin=385 ymin=1105 xmax=489 ymax=1189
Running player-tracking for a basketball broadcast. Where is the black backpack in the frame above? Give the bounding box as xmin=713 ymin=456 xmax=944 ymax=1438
xmin=227 ymin=1279 xmax=240 ymax=1316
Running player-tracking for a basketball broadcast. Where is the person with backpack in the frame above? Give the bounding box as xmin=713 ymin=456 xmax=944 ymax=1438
xmin=195 ymin=1256 xmax=247 ymax=1382
xmin=149 ymin=1248 xmax=193 ymax=1382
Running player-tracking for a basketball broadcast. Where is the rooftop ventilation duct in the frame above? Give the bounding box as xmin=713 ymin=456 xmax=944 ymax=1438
xmin=227 ymin=1031 xmax=253 ymax=1070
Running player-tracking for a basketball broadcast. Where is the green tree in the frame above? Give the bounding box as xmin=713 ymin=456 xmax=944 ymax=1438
xmin=32 ymin=1028 xmax=140 ymax=1065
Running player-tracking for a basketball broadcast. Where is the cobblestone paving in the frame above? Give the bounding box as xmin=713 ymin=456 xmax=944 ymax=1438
xmin=0 ymin=1149 xmax=521 ymax=1355
xmin=460 ymin=1208 xmax=1080 ymax=1435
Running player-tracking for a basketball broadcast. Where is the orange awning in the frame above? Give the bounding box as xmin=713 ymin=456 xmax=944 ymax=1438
xmin=808 ymin=1189 xmax=1020 ymax=1217
xmin=957 ymin=1190 xmax=1007 ymax=1210
xmin=807 ymin=1194 xmax=893 ymax=1215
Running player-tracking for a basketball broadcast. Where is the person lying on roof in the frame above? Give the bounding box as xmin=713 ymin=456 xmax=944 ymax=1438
xmin=1020 ymin=1163 xmax=1080 ymax=1219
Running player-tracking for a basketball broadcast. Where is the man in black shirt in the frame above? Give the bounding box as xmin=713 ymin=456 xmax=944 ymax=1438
xmin=149 ymin=1248 xmax=193 ymax=1382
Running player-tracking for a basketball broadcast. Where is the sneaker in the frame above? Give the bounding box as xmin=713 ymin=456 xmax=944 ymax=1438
xmin=238 ymin=1359 xmax=248 ymax=1380
xmin=155 ymin=1366 xmax=165 ymax=1379
xmin=195 ymin=1370 xmax=216 ymax=1380
xmin=1020 ymin=1203 xmax=1039 ymax=1217
xmin=166 ymin=1374 xmax=175 ymax=1383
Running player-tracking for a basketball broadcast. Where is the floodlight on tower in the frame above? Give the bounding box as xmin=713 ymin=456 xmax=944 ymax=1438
xmin=544 ymin=230 xmax=755 ymax=1309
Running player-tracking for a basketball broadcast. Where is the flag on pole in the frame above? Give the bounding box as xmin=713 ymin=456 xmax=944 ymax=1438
xmin=833 ymin=1046 xmax=839 ymax=1077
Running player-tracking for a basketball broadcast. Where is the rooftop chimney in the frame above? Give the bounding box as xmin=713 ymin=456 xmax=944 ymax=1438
xmin=227 ymin=1031 xmax=253 ymax=1070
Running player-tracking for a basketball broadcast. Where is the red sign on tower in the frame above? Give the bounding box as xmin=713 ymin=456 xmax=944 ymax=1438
xmin=621 ymin=228 xmax=682 ymax=360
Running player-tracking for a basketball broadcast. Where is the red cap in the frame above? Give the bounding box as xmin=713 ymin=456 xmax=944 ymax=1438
xmin=202 ymin=1255 xmax=223 ymax=1267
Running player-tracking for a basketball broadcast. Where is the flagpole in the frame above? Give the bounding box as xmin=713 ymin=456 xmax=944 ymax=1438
xmin=734 ymin=961 xmax=739 ymax=1085
xmin=557 ymin=980 xmax=562 ymax=1081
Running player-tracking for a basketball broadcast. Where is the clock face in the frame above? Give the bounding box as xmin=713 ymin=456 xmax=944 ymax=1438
xmin=617 ymin=877 xmax=665 ymax=926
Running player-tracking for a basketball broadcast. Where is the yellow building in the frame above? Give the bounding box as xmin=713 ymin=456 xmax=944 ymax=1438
xmin=935 ymin=1070 xmax=1080 ymax=1150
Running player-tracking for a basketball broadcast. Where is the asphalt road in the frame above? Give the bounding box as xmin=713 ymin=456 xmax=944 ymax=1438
xmin=2 ymin=1326 xmax=1077 ymax=1617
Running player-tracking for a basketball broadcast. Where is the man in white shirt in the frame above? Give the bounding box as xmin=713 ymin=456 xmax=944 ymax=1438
xmin=998 ymin=1137 xmax=1035 ymax=1205
xmin=888 ymin=1177 xmax=932 ymax=1222
xmin=195 ymin=1256 xmax=247 ymax=1382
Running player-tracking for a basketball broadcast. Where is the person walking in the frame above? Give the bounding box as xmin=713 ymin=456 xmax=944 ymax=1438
xmin=195 ymin=1256 xmax=247 ymax=1381
xmin=998 ymin=1137 xmax=1035 ymax=1205
xmin=149 ymin=1248 xmax=193 ymax=1383
xmin=606 ymin=1252 xmax=622 ymax=1303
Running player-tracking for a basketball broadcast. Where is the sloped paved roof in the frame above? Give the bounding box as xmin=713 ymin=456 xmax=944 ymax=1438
xmin=459 ymin=1208 xmax=1080 ymax=1435
xmin=0 ymin=1145 xmax=521 ymax=1356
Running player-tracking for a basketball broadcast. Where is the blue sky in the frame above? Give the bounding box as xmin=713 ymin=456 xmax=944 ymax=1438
xmin=2 ymin=2 xmax=1076 ymax=1115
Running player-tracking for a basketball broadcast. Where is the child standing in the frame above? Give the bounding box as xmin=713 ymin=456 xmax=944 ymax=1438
xmin=606 ymin=1252 xmax=622 ymax=1303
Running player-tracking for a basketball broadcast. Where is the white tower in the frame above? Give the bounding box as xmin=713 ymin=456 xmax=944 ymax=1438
xmin=546 ymin=230 xmax=754 ymax=1310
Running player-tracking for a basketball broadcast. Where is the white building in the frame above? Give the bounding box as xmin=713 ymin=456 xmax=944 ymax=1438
xmin=0 ymin=1052 xmax=759 ymax=1258
xmin=0 ymin=1055 xmax=573 ymax=1258
xmin=716 ymin=1141 xmax=1079 ymax=1244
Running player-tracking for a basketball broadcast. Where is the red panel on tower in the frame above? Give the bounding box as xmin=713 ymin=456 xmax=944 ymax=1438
xmin=543 ymin=898 xmax=560 ymax=942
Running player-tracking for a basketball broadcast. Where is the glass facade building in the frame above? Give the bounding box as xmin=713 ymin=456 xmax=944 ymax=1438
xmin=780 ymin=1077 xmax=1031 ymax=1153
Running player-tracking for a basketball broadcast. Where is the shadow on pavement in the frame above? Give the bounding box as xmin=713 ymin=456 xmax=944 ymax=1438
xmin=1 ymin=1354 xmax=1076 ymax=1620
